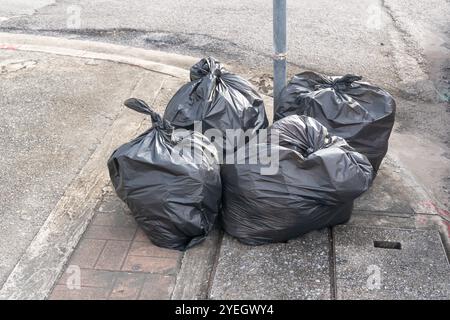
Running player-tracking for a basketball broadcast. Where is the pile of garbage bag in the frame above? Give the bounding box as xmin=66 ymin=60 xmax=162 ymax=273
xmin=275 ymin=72 xmax=396 ymax=173
xmin=108 ymin=98 xmax=222 ymax=250
xmin=220 ymin=115 xmax=374 ymax=245
xmin=108 ymin=57 xmax=394 ymax=249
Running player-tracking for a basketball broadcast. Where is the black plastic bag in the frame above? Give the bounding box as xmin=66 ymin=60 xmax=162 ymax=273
xmin=275 ymin=72 xmax=396 ymax=173
xmin=164 ymin=57 xmax=269 ymax=151
xmin=108 ymin=98 xmax=222 ymax=251
xmin=221 ymin=115 xmax=373 ymax=245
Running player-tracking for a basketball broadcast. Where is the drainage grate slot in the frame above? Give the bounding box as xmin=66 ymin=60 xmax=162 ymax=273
xmin=373 ymin=240 xmax=402 ymax=250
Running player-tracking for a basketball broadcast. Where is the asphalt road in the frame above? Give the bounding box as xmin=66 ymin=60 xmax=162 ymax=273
xmin=0 ymin=0 xmax=55 ymax=17
xmin=0 ymin=1 xmax=448 ymax=92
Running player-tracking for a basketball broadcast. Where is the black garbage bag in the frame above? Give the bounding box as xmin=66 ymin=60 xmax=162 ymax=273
xmin=163 ymin=57 xmax=268 ymax=152
xmin=221 ymin=115 xmax=373 ymax=245
xmin=108 ymin=98 xmax=222 ymax=251
xmin=275 ymin=72 xmax=396 ymax=173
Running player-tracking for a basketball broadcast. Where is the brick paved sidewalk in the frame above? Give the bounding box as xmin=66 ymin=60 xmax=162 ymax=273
xmin=49 ymin=185 xmax=183 ymax=300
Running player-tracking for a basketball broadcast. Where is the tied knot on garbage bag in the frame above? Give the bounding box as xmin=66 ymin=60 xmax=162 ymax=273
xmin=124 ymin=98 xmax=178 ymax=144
xmin=164 ymin=57 xmax=268 ymax=151
xmin=276 ymin=71 xmax=396 ymax=174
xmin=108 ymin=98 xmax=222 ymax=251
xmin=314 ymin=74 xmax=363 ymax=92
xmin=124 ymin=98 xmax=171 ymax=130
xmin=190 ymin=56 xmax=224 ymax=80
xmin=190 ymin=57 xmax=224 ymax=81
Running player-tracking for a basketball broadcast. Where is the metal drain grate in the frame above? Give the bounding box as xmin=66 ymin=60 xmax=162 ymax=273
xmin=373 ymin=240 xmax=402 ymax=250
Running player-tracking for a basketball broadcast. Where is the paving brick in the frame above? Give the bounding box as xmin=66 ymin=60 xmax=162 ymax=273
xmin=133 ymin=228 xmax=149 ymax=242
xmin=68 ymin=238 xmax=106 ymax=269
xmin=58 ymin=269 xmax=117 ymax=288
xmin=84 ymin=225 xmax=136 ymax=241
xmin=91 ymin=213 xmax=136 ymax=228
xmin=122 ymin=255 xmax=179 ymax=274
xmin=109 ymin=272 xmax=147 ymax=300
xmin=139 ymin=274 xmax=176 ymax=300
xmin=95 ymin=240 xmax=131 ymax=271
xmin=128 ymin=241 xmax=180 ymax=259
xmin=49 ymin=284 xmax=110 ymax=300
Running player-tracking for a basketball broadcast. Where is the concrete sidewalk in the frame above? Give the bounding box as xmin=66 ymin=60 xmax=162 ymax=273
xmin=0 ymin=34 xmax=448 ymax=300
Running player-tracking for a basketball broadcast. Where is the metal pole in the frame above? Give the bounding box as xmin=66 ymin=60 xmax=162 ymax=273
xmin=273 ymin=0 xmax=287 ymax=113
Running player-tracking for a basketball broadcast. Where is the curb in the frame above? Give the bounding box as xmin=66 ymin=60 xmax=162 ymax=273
xmin=0 ymin=32 xmax=198 ymax=79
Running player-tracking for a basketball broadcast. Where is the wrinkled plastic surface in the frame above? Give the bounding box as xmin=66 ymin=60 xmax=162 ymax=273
xmin=164 ymin=57 xmax=269 ymax=147
xmin=275 ymin=72 xmax=396 ymax=173
xmin=108 ymin=98 xmax=222 ymax=251
xmin=221 ymin=115 xmax=374 ymax=245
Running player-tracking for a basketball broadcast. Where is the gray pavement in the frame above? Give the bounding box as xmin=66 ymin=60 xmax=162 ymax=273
xmin=0 ymin=34 xmax=448 ymax=300
xmin=0 ymin=50 xmax=141 ymax=286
